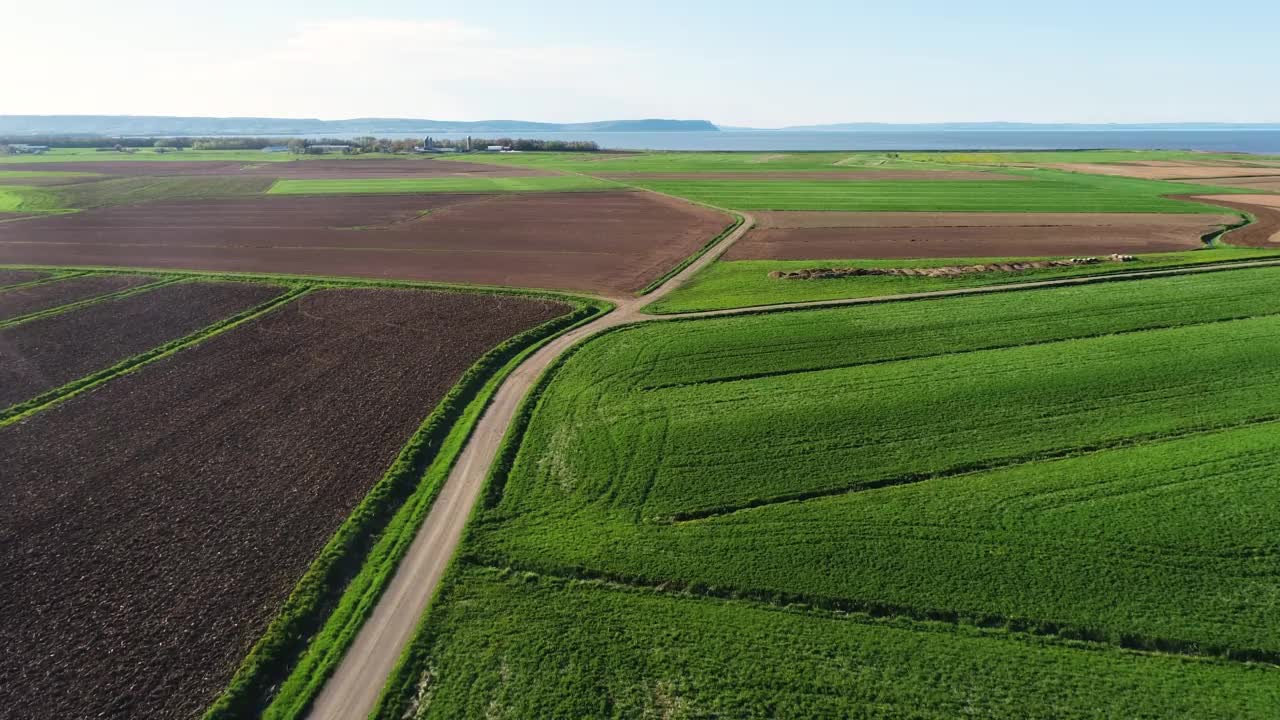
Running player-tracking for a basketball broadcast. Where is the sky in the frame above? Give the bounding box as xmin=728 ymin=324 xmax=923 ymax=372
xmin=3 ymin=0 xmax=1277 ymax=126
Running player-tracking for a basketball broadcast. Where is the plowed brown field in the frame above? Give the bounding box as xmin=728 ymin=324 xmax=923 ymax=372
xmin=0 ymin=287 xmax=570 ymax=720
xmin=1054 ymin=163 xmax=1280 ymax=180
xmin=0 ymin=191 xmax=730 ymax=296
xmin=0 ymin=273 xmax=152 ymax=321
xmin=0 ymin=280 xmax=285 ymax=408
xmin=726 ymin=212 xmax=1237 ymax=260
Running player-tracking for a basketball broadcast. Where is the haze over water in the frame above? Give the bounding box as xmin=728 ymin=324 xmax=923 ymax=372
xmin=343 ymin=130 xmax=1280 ymax=153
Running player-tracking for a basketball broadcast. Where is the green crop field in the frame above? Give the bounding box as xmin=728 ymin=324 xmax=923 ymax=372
xmin=267 ymin=175 xmax=619 ymax=195
xmin=646 ymin=246 xmax=1280 ymax=313
xmin=625 ymin=171 xmax=1247 ymax=212
xmin=378 ymin=266 xmax=1280 ymax=718
xmin=0 ymin=185 xmax=70 ymax=214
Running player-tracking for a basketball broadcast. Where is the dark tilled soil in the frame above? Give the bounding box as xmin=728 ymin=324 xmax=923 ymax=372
xmin=0 ymin=280 xmax=285 ymax=408
xmin=0 ymin=273 xmax=152 ymax=321
xmin=0 ymin=191 xmax=730 ymax=296
xmin=0 ymin=269 xmax=47 ymax=287
xmin=0 ymin=159 xmax=552 ymax=179
xmin=0 ymin=287 xmax=569 ymax=720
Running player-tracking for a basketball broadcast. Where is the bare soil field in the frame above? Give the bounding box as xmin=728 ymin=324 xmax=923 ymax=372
xmin=0 ymin=273 xmax=152 ymax=321
xmin=726 ymin=212 xmax=1236 ymax=260
xmin=0 ymin=287 xmax=570 ymax=720
xmin=0 ymin=280 xmax=285 ymax=408
xmin=0 ymin=191 xmax=730 ymax=296
xmin=600 ymin=170 xmax=1026 ymax=181
xmin=1191 ymin=195 xmax=1280 ymax=246
xmin=1194 ymin=177 xmax=1280 ymax=193
xmin=0 ymin=269 xmax=47 ymax=286
xmin=1054 ymin=163 xmax=1280 ymax=180
xmin=0 ymin=159 xmax=552 ymax=179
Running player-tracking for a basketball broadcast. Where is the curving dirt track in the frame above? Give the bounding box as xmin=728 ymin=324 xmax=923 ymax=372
xmin=303 ymin=211 xmax=757 ymax=720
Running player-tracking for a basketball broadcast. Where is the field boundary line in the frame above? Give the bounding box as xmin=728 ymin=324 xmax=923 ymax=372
xmin=208 ymin=299 xmax=611 ymax=720
xmin=635 ymin=214 xmax=745 ymax=295
xmin=458 ymin=562 xmax=1280 ymax=668
xmin=0 ymin=285 xmax=308 ymax=427
xmin=0 ymin=276 xmax=182 ymax=329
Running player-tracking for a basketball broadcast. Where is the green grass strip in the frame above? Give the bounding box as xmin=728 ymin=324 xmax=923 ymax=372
xmin=204 ymin=298 xmax=612 ymax=720
xmin=0 ymin=276 xmax=182 ymax=329
xmin=0 ymin=285 xmax=308 ymax=427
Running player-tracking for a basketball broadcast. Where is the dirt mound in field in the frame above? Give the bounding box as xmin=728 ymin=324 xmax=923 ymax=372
xmin=771 ymin=255 xmax=1138 ymax=280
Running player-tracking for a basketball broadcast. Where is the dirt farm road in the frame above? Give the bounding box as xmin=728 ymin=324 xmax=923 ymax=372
xmin=305 ymin=210 xmax=757 ymax=720
xmin=308 ymin=195 xmax=1280 ymax=720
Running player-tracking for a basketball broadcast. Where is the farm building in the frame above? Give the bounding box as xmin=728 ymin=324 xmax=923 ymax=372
xmin=9 ymin=144 xmax=49 ymax=154
xmin=261 ymin=145 xmax=290 ymax=153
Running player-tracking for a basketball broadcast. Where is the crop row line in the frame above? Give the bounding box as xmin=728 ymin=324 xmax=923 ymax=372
xmin=662 ymin=411 xmax=1280 ymax=524
xmin=462 ymin=559 xmax=1280 ymax=667
xmin=0 ymin=285 xmax=309 ymax=427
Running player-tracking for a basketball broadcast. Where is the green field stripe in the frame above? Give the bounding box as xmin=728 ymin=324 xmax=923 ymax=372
xmin=0 ymin=276 xmax=182 ymax=329
xmin=643 ymin=306 xmax=1280 ymax=392
xmin=0 ymin=285 xmax=308 ymax=427
xmin=462 ymin=559 xmax=1280 ymax=666
xmin=664 ymin=409 xmax=1280 ymax=524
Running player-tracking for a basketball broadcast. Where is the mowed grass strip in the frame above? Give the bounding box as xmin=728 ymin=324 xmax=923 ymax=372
xmin=267 ymin=175 xmax=619 ymax=195
xmin=375 ymin=568 xmax=1280 ymax=720
xmin=626 ymin=172 xmax=1246 ymax=212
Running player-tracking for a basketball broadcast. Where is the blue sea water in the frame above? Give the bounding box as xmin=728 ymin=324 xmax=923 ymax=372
xmin=341 ymin=129 xmax=1280 ymax=154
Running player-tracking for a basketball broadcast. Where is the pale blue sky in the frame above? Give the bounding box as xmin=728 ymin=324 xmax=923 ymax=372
xmin=4 ymin=0 xmax=1276 ymax=125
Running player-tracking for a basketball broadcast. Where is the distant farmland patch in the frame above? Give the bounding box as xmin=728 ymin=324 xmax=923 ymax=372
xmin=268 ymin=175 xmax=618 ymax=195
xmin=0 ymin=191 xmax=732 ymax=295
